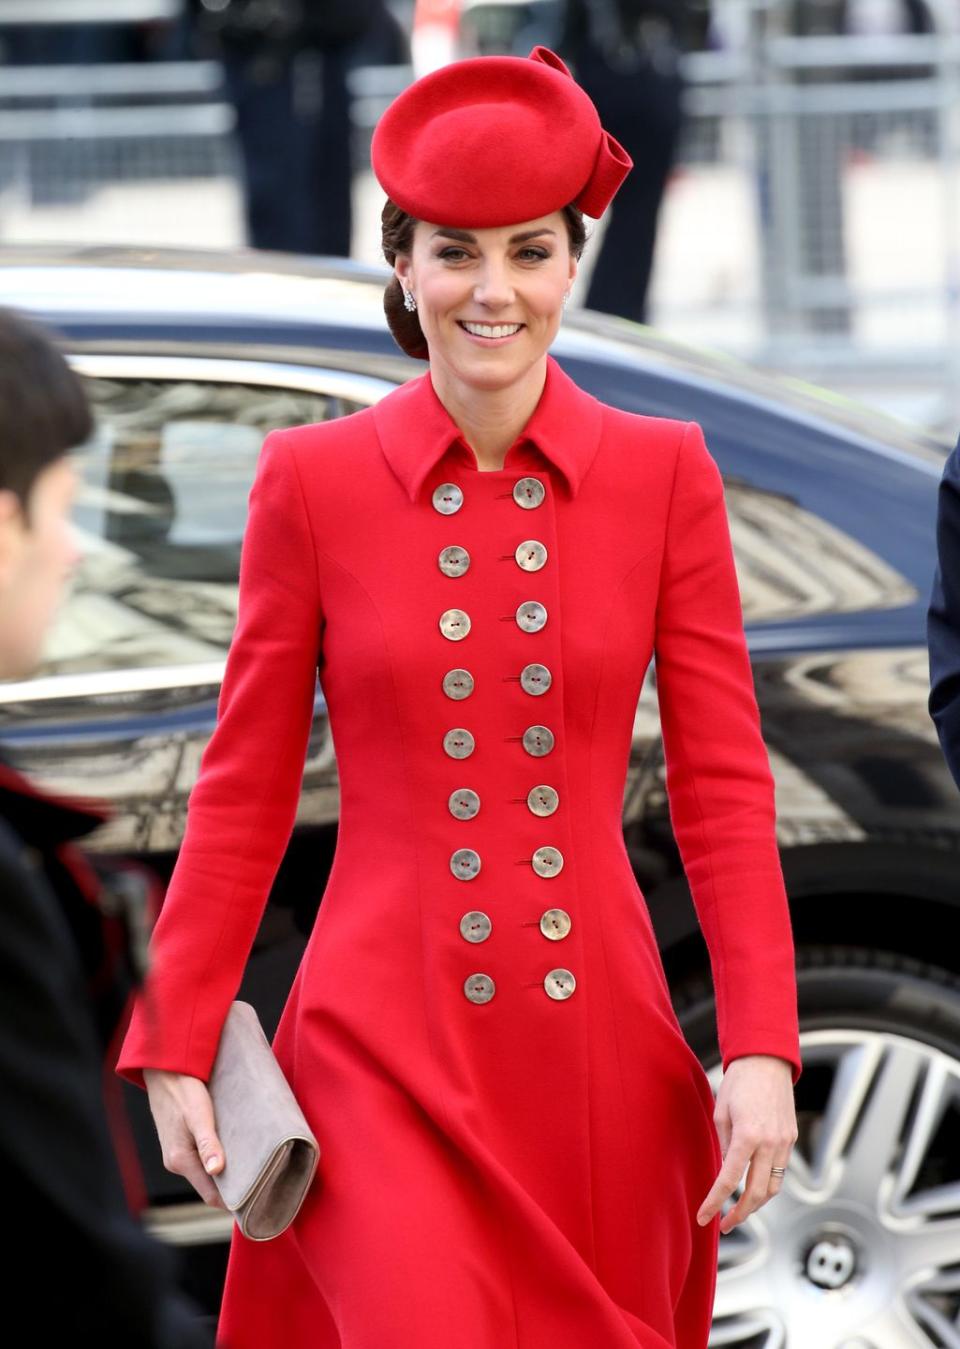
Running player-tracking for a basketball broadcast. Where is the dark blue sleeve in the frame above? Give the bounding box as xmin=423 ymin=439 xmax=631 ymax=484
xmin=928 ymin=433 xmax=960 ymax=790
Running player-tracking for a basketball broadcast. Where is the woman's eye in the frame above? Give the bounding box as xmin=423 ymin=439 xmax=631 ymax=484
xmin=436 ymin=246 xmax=551 ymax=262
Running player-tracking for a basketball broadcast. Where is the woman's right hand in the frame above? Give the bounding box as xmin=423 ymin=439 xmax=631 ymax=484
xmin=142 ymin=1068 xmax=229 ymax=1210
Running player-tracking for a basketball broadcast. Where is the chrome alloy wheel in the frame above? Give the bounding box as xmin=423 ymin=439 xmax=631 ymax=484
xmin=707 ymin=1030 xmax=960 ymax=1348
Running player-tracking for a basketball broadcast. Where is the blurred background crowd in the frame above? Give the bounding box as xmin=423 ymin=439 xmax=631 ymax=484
xmin=0 ymin=0 xmax=958 ymax=431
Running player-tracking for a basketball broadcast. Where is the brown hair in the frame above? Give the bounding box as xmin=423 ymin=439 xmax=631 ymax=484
xmin=0 ymin=306 xmax=93 ymax=526
xmin=380 ymin=199 xmax=589 ymax=361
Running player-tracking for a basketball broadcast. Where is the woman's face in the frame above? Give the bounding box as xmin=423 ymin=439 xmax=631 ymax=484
xmin=394 ymin=210 xmax=577 ymax=389
xmin=0 ymin=455 xmax=82 ymax=681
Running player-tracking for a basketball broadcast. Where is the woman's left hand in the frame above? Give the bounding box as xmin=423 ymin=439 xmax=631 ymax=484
xmin=696 ymin=1054 xmax=798 ymax=1233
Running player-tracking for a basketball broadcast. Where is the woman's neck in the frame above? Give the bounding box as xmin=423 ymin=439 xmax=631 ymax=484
xmin=429 ymin=356 xmax=548 ymax=470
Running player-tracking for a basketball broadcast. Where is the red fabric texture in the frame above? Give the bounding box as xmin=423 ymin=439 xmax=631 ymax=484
xmin=116 ymin=353 xmax=801 ymax=1347
xmin=371 ymin=44 xmax=634 ymax=225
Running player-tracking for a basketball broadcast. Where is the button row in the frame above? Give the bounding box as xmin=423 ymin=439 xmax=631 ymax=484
xmin=438 ymin=540 xmax=548 ymax=576
xmin=430 ymin=474 xmax=575 ymax=1009
xmin=439 ymin=602 xmax=548 ymax=640
xmin=449 ymin=846 xmax=564 ymax=880
xmin=464 ymin=968 xmax=576 ymax=1003
xmin=432 ymin=477 xmax=546 ymax=515
xmin=441 ymin=665 xmax=551 ymax=698
xmin=460 ymin=907 xmax=572 ymax=942
xmin=437 ymin=722 xmax=555 ymax=755
xmin=448 ymin=785 xmax=558 ymax=819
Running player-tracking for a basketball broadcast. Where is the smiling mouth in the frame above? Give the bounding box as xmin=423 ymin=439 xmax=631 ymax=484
xmin=457 ymin=321 xmax=525 ymax=339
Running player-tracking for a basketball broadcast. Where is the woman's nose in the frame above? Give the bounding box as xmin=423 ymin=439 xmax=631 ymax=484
xmin=473 ymin=264 xmax=514 ymax=306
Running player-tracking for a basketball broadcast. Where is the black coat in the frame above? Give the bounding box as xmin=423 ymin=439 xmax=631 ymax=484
xmin=929 ymin=433 xmax=960 ymax=789
xmin=0 ymin=744 xmax=212 ymax=1346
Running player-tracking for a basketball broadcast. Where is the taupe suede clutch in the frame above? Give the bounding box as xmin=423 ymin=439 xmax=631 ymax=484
xmin=207 ymin=1000 xmax=320 ymax=1241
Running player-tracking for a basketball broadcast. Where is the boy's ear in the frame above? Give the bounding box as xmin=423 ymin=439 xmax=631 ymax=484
xmin=0 ymin=487 xmax=26 ymax=528
xmin=0 ymin=489 xmax=27 ymax=583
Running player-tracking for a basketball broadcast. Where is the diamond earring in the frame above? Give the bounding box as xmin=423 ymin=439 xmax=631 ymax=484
xmin=403 ymin=287 xmax=417 ymax=312
xmin=562 ymin=290 xmax=570 ymax=307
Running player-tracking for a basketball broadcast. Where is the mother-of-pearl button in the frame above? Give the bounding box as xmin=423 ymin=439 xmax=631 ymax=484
xmin=438 ymin=545 xmax=470 ymax=576
xmin=443 ymin=728 xmax=475 ymax=759
xmin=544 ymin=968 xmax=576 ymax=999
xmin=442 ymin=668 xmax=475 ymax=699
xmin=532 ymin=845 xmax=564 ymax=877
xmin=464 ymin=972 xmax=495 ymax=1003
xmin=540 ymin=908 xmax=572 ymax=939
xmin=519 ymin=662 xmax=551 ymax=695
xmin=451 ymin=847 xmax=482 ymax=880
xmin=522 ymin=725 xmax=555 ymax=756
xmin=513 ymin=477 xmax=545 ymax=509
xmin=515 ymin=539 xmax=547 ymax=571
xmin=516 ymin=600 xmax=547 ymax=633
xmin=527 ymin=784 xmax=559 ymax=816
xmin=449 ymin=787 xmax=480 ymax=819
xmin=440 ymin=608 xmax=471 ymax=640
xmin=460 ymin=911 xmax=492 ymax=942
xmin=433 ymin=482 xmax=464 ymax=514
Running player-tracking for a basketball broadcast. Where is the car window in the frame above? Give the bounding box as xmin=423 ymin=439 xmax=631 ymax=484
xmin=725 ymin=479 xmax=917 ymax=624
xmin=556 ymin=354 xmax=934 ymax=630
xmin=39 ymin=376 xmax=367 ymax=679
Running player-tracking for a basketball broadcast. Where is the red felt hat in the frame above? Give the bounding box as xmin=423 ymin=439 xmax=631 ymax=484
xmin=370 ymin=45 xmax=633 ymax=226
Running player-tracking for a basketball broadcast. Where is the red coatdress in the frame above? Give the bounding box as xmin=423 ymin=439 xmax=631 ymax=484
xmin=116 ymin=352 xmax=802 ymax=1348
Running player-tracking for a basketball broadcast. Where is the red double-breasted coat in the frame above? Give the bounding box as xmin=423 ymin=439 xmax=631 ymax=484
xmin=116 ymin=351 xmax=802 ymax=1348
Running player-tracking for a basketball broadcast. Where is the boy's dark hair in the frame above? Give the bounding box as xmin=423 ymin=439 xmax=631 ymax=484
xmin=0 ymin=306 xmax=93 ymax=525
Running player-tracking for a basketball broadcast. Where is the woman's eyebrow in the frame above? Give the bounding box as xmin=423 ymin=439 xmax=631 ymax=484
xmin=429 ymin=228 xmax=557 ymax=244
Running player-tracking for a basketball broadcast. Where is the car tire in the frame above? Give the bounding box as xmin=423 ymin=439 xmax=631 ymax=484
xmin=675 ymin=943 xmax=960 ymax=1069
xmin=674 ymin=944 xmax=960 ymax=1346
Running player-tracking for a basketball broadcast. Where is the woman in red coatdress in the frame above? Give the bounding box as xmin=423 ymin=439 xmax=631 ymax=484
xmin=116 ymin=44 xmax=802 ymax=1349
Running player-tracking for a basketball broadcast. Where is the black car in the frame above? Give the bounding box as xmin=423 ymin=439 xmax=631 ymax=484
xmin=1 ymin=242 xmax=957 ymax=1346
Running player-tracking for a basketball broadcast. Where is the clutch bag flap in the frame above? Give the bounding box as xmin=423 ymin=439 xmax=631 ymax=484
xmin=207 ymin=1000 xmax=320 ymax=1241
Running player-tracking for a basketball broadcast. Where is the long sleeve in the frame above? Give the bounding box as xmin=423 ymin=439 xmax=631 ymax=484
xmin=928 ymin=435 xmax=960 ymax=791
xmin=115 ymin=429 xmax=324 ymax=1090
xmin=653 ymin=420 xmax=802 ymax=1086
xmin=0 ymin=835 xmax=211 ymax=1347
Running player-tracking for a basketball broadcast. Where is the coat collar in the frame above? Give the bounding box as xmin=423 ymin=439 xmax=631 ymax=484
xmin=0 ymin=742 xmax=112 ymax=846
xmin=373 ymin=351 xmax=603 ymax=504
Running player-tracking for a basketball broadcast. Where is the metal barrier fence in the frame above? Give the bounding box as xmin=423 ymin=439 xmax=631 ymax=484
xmin=670 ymin=10 xmax=960 ymax=422
xmin=0 ymin=60 xmax=236 ymax=197
xmin=0 ymin=5 xmax=958 ymax=426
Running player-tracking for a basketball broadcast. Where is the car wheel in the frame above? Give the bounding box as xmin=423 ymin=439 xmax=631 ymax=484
xmin=675 ymin=944 xmax=960 ymax=1347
